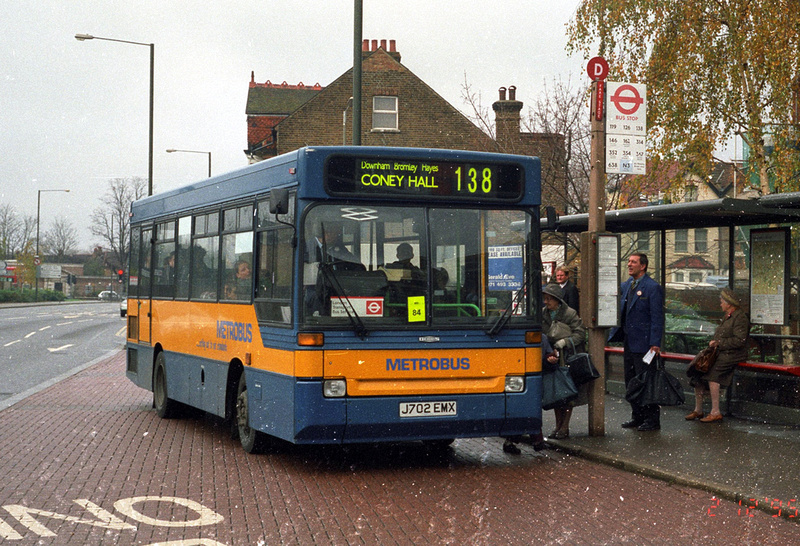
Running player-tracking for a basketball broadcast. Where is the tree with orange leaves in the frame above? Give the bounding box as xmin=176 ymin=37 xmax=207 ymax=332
xmin=567 ymin=0 xmax=800 ymax=195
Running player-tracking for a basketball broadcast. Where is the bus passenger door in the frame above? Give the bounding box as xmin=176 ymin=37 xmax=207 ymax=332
xmin=137 ymin=227 xmax=153 ymax=344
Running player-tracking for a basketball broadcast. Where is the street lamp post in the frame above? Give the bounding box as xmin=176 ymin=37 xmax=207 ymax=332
xmin=166 ymin=149 xmax=212 ymax=178
xmin=35 ymin=189 xmax=70 ymax=301
xmin=75 ymin=33 xmax=154 ymax=196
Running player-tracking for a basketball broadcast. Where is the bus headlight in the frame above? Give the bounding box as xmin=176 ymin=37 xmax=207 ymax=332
xmin=323 ymin=379 xmax=347 ymax=398
xmin=505 ymin=376 xmax=525 ymax=393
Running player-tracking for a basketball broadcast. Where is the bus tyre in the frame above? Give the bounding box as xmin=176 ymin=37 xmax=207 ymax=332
xmin=236 ymin=374 xmax=266 ymax=453
xmin=153 ymin=353 xmax=177 ymax=419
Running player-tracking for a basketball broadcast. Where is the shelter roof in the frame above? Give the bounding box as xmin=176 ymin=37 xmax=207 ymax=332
xmin=546 ymin=193 xmax=800 ymax=233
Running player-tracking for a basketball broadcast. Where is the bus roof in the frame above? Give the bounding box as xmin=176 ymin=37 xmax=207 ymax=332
xmin=130 ymin=146 xmax=541 ymax=224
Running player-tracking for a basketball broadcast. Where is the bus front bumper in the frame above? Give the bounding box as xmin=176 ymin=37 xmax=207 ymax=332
xmin=247 ymin=373 xmax=542 ymax=445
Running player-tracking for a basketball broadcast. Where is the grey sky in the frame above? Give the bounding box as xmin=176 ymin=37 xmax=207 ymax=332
xmin=1 ymin=1 xmax=587 ymax=252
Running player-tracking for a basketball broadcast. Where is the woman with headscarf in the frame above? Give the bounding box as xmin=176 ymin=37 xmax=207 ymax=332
xmin=685 ymin=288 xmax=750 ymax=423
xmin=541 ymin=283 xmax=587 ymax=439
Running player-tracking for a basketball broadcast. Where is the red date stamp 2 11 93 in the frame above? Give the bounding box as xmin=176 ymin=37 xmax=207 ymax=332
xmin=708 ymin=497 xmax=798 ymax=518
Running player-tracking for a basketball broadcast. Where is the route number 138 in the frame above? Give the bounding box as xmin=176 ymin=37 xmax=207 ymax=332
xmin=456 ymin=167 xmax=492 ymax=193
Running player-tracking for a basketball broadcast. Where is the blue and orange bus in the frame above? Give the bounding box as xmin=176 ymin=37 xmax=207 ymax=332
xmin=125 ymin=146 xmax=544 ymax=452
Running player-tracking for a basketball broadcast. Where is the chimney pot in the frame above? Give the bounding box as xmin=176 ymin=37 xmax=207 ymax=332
xmin=499 ymin=87 xmax=507 ymax=101
xmin=389 ymin=39 xmax=396 ymax=52
xmin=371 ymin=39 xmax=378 ymax=51
xmin=380 ymin=39 xmax=387 ymax=50
xmin=362 ymin=39 xmax=369 ymax=51
xmin=509 ymin=86 xmax=516 ymax=100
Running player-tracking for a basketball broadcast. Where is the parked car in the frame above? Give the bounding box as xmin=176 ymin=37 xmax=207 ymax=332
xmin=98 ymin=291 xmax=119 ymax=301
xmin=120 ymin=296 xmax=128 ymax=317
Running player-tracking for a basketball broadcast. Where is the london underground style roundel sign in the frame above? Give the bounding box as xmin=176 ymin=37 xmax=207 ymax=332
xmin=606 ymin=82 xmax=647 ymax=134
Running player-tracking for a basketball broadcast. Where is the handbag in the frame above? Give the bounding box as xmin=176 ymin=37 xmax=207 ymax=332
xmin=689 ymin=345 xmax=718 ymax=374
xmin=564 ymin=340 xmax=600 ymax=385
xmin=626 ymin=356 xmax=685 ymax=407
xmin=541 ymin=365 xmax=579 ymax=410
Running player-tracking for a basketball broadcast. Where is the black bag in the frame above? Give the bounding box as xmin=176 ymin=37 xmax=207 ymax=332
xmin=625 ymin=356 xmax=685 ymax=407
xmin=541 ymin=366 xmax=579 ymax=410
xmin=564 ymin=340 xmax=600 ymax=385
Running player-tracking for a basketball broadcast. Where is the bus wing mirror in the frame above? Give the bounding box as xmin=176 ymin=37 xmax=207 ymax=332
xmin=270 ymin=189 xmax=289 ymax=215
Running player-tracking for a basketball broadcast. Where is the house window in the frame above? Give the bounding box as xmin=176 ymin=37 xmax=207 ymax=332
xmin=685 ymin=185 xmax=698 ymax=202
xmin=637 ymin=231 xmax=650 ymax=252
xmin=673 ymin=272 xmax=685 ymax=282
xmin=372 ymin=96 xmax=398 ymax=131
xmin=695 ymin=228 xmax=708 ymax=253
xmin=675 ymin=229 xmax=688 ymax=253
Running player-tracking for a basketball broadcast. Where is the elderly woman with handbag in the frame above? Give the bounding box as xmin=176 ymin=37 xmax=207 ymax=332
xmin=686 ymin=288 xmax=750 ymax=423
xmin=542 ymin=283 xmax=587 ymax=439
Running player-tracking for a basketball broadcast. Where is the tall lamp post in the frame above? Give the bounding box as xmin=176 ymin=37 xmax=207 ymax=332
xmin=166 ymin=149 xmax=212 ymax=178
xmin=36 ymin=189 xmax=70 ymax=301
xmin=75 ymin=33 xmax=154 ymax=196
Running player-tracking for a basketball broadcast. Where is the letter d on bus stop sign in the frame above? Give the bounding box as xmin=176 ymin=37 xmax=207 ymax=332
xmin=587 ymin=57 xmax=609 ymax=121
xmin=587 ymin=57 xmax=609 ymax=81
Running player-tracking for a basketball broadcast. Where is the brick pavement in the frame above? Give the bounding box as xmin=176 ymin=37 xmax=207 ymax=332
xmin=0 ymin=351 xmax=797 ymax=545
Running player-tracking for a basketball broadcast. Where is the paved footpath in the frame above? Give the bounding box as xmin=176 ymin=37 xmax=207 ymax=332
xmin=0 ymin=351 xmax=797 ymax=545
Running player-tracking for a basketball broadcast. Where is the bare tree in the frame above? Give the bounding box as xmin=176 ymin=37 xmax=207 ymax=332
xmin=523 ymin=77 xmax=592 ymax=215
xmin=42 ymin=216 xmax=79 ymax=260
xmin=90 ymin=177 xmax=148 ymax=270
xmin=460 ymin=74 xmax=495 ymax=139
xmin=0 ymin=203 xmax=21 ymax=259
xmin=0 ymin=203 xmax=38 ymax=259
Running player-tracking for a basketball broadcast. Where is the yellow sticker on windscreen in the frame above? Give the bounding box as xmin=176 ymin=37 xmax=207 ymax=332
xmin=407 ymin=296 xmax=425 ymax=322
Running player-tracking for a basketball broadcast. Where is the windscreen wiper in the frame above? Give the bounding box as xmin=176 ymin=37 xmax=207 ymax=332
xmin=319 ymin=262 xmax=368 ymax=340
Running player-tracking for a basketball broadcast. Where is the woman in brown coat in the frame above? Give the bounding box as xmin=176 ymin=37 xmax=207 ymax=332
xmin=541 ymin=283 xmax=587 ymax=439
xmin=686 ymin=288 xmax=750 ymax=423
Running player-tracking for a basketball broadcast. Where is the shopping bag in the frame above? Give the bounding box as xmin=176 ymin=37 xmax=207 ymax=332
xmin=541 ymin=366 xmax=579 ymax=410
xmin=626 ymin=356 xmax=685 ymax=407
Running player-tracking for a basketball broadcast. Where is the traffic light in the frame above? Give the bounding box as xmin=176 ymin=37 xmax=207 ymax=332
xmin=117 ymin=269 xmax=124 ymax=281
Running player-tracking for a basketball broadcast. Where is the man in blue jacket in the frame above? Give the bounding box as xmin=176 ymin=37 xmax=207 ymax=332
xmin=608 ymin=252 xmax=665 ymax=431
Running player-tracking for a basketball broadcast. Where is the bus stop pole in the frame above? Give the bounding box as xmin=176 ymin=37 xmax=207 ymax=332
xmin=583 ymin=78 xmax=607 ymax=436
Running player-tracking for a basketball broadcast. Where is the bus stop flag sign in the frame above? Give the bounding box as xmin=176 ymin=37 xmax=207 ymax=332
xmin=587 ymin=57 xmax=609 ymax=121
xmin=605 ymin=82 xmax=647 ymax=175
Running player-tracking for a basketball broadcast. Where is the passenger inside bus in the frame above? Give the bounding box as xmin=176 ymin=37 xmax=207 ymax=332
xmin=432 ymin=267 xmax=454 ymax=303
xmin=225 ymin=258 xmax=252 ymax=301
xmin=307 ymin=223 xmax=366 ymax=316
xmin=316 ymin=223 xmax=363 ymax=270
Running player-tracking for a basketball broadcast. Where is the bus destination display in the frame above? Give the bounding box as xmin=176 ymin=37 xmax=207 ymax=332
xmin=326 ymin=156 xmax=524 ymax=201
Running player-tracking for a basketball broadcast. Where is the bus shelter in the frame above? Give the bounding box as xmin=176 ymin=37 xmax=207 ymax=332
xmin=546 ymin=192 xmax=800 ymax=425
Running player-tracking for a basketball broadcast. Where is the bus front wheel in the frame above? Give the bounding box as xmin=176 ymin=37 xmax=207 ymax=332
xmin=153 ymin=353 xmax=177 ymax=418
xmin=236 ymin=374 xmax=267 ymax=453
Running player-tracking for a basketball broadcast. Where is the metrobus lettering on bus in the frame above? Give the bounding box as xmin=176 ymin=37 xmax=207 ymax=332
xmin=123 ymin=146 xmax=544 ymax=453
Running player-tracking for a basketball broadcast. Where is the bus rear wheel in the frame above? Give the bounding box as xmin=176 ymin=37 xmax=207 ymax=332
xmin=153 ymin=353 xmax=177 ymax=418
xmin=236 ymin=374 xmax=267 ymax=453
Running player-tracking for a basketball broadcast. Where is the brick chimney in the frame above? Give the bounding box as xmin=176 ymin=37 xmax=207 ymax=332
xmin=361 ymin=38 xmax=401 ymax=62
xmin=493 ymin=86 xmax=522 ymax=149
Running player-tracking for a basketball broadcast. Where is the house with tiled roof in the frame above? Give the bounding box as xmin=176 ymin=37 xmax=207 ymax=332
xmin=245 ymin=39 xmax=503 ymax=162
xmin=244 ymin=40 xmax=565 ymax=188
xmin=245 ymin=79 xmax=324 ymax=160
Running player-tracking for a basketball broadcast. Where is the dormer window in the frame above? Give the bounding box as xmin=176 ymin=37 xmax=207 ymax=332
xmin=372 ymin=96 xmax=398 ymax=131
